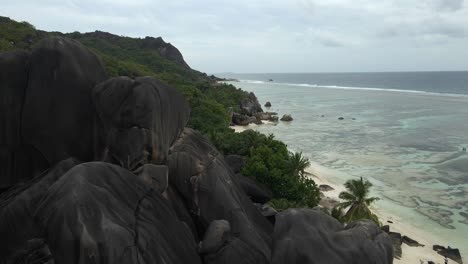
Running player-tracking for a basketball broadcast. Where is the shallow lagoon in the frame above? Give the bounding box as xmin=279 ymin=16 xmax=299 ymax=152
xmin=230 ymin=81 xmax=468 ymax=258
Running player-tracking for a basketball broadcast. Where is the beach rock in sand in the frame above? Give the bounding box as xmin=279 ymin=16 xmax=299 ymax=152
xmin=272 ymin=208 xmax=393 ymax=264
xmin=22 ymin=37 xmax=107 ymax=166
xmin=224 ymin=154 xmax=245 ymax=173
xmin=433 ymin=245 xmax=463 ymax=264
xmin=264 ymin=101 xmax=271 ymax=107
xmin=232 ymin=112 xmax=257 ymax=126
xmin=389 ymin=232 xmax=402 ymax=259
xmin=93 ymin=76 xmax=190 ymax=169
xmin=319 ymin=196 xmax=340 ymax=210
xmin=168 ymin=128 xmax=273 ymax=264
xmin=269 ymin=115 xmax=279 ymax=122
xmin=319 ymin=184 xmax=335 ymax=192
xmin=402 ymin=235 xmax=424 ymax=247
xmin=35 ymin=162 xmax=202 ymax=264
xmin=280 ymin=114 xmax=293 ymax=121
xmin=240 ymin=92 xmax=263 ymax=115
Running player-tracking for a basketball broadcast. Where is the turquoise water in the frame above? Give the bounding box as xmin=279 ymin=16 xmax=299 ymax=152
xmin=228 ymin=80 xmax=468 ymax=257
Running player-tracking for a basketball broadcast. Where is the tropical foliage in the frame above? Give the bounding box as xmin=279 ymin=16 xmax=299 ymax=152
xmin=334 ymin=177 xmax=380 ymax=224
xmin=211 ymin=130 xmax=321 ymax=208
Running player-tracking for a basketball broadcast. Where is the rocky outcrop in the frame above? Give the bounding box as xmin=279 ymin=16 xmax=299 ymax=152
xmin=141 ymin=36 xmax=191 ymax=69
xmin=168 ymin=128 xmax=273 ymax=263
xmin=319 ymin=184 xmax=335 ymax=192
xmin=264 ymin=102 xmax=271 ymax=107
xmin=240 ymin=92 xmax=263 ymax=116
xmin=272 ymin=208 xmax=393 ymax=264
xmin=0 ymin=158 xmax=80 ymax=260
xmin=1 ymin=35 xmax=396 ymax=264
xmin=36 ymin=162 xmax=201 ymax=264
xmin=402 ymin=235 xmax=424 ymax=247
xmin=433 ymin=245 xmax=463 ymax=264
xmin=388 ymin=232 xmax=402 ymax=259
xmin=232 ymin=112 xmax=257 ymax=126
xmin=280 ymin=114 xmax=293 ymax=121
xmin=80 ymin=31 xmax=190 ymax=69
xmin=0 ymin=50 xmax=48 ymax=190
xmin=1 ymin=36 xmax=107 ymax=190
xmin=93 ymin=76 xmax=190 ymax=168
xmin=23 ymin=37 xmax=107 ymax=165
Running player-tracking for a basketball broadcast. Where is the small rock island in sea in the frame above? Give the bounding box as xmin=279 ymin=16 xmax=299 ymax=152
xmin=0 ymin=17 xmax=394 ymax=264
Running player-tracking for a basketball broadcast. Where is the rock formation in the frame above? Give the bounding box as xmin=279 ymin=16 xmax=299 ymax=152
xmin=0 ymin=36 xmax=394 ymax=263
xmin=280 ymin=114 xmax=293 ymax=121
xmin=272 ymin=208 xmax=393 ymax=264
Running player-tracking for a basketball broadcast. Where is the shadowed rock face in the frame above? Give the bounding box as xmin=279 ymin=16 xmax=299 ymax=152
xmin=93 ymin=76 xmax=190 ymax=169
xmin=22 ymin=37 xmax=107 ymax=166
xmin=240 ymin=92 xmax=263 ymax=116
xmin=0 ymin=50 xmax=49 ymax=190
xmin=168 ymin=128 xmax=273 ymax=263
xmin=272 ymin=208 xmax=393 ymax=264
xmin=0 ymin=158 xmax=80 ymax=261
xmin=35 ymin=162 xmax=202 ymax=264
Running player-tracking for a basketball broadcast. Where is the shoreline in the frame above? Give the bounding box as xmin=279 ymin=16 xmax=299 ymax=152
xmin=232 ymin=124 xmax=456 ymax=264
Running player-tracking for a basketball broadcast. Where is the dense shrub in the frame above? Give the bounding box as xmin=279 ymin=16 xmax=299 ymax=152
xmin=211 ymin=130 xmax=320 ymax=208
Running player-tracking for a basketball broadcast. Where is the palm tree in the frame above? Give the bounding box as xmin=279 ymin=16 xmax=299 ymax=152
xmin=286 ymin=152 xmax=311 ymax=179
xmin=337 ymin=177 xmax=380 ymax=223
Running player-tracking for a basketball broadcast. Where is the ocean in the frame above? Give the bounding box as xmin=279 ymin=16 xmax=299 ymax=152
xmin=220 ymin=71 xmax=468 ymax=258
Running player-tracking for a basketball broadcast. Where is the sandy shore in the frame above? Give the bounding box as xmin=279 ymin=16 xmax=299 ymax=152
xmin=230 ymin=121 xmax=275 ymax=133
xmin=232 ymin=124 xmax=455 ymax=263
xmin=306 ymin=166 xmax=454 ymax=264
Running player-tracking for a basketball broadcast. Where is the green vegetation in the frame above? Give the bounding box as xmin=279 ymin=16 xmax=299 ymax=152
xmin=333 ymin=177 xmax=380 ymax=224
xmin=1 ymin=16 xmax=320 ymax=209
xmin=211 ymin=130 xmax=320 ymax=208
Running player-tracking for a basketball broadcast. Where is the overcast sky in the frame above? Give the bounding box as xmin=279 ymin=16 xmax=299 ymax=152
xmin=2 ymin=0 xmax=468 ymax=73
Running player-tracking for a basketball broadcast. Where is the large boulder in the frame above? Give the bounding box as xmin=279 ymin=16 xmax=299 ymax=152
xmin=240 ymin=92 xmax=263 ymax=115
xmin=92 ymin=76 xmax=190 ymax=169
xmin=0 ymin=158 xmax=80 ymax=261
xmin=168 ymin=128 xmax=272 ymax=264
xmin=272 ymin=208 xmax=393 ymax=264
xmin=0 ymin=50 xmax=48 ymax=190
xmin=232 ymin=112 xmax=257 ymax=126
xmin=21 ymin=37 xmax=107 ymax=166
xmin=35 ymin=162 xmax=202 ymax=264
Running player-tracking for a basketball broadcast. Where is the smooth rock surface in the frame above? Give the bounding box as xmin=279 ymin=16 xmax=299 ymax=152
xmin=240 ymin=92 xmax=263 ymax=115
xmin=0 ymin=50 xmax=49 ymax=189
xmin=22 ymin=37 xmax=107 ymax=165
xmin=93 ymin=76 xmax=190 ymax=168
xmin=168 ymin=128 xmax=272 ymax=264
xmin=35 ymin=162 xmax=202 ymax=264
xmin=272 ymin=208 xmax=393 ymax=264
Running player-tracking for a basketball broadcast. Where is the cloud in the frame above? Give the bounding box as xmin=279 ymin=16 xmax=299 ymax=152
xmin=1 ymin=0 xmax=467 ymax=72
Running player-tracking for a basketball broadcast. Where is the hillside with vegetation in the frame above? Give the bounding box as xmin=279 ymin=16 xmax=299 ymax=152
xmin=0 ymin=16 xmax=319 ymax=209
